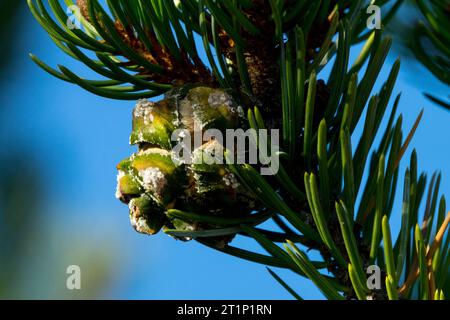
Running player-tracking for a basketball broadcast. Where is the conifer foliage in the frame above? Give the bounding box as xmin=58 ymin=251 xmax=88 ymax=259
xmin=29 ymin=0 xmax=449 ymax=300
xmin=409 ymin=0 xmax=450 ymax=108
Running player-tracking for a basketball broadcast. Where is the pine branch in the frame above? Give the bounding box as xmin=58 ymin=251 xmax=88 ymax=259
xmin=29 ymin=0 xmax=450 ymax=300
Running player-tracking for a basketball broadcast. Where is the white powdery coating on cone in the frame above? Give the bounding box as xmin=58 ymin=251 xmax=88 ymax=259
xmin=115 ymin=170 xmax=126 ymax=199
xmin=208 ymin=90 xmax=243 ymax=117
xmin=208 ymin=90 xmax=234 ymax=109
xmin=133 ymin=216 xmax=149 ymax=234
xmin=128 ymin=199 xmax=150 ymax=234
xmin=134 ymin=99 xmax=155 ymax=125
xmin=223 ymin=173 xmax=240 ymax=189
xmin=139 ymin=167 xmax=167 ymax=195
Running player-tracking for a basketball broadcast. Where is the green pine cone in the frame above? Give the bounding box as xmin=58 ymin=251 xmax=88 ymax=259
xmin=117 ymin=86 xmax=257 ymax=239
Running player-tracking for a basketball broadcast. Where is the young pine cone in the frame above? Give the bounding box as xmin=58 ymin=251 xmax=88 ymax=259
xmin=116 ymin=86 xmax=258 ymax=240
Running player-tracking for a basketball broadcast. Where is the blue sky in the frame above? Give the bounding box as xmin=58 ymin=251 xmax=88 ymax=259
xmin=1 ymin=5 xmax=449 ymax=299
